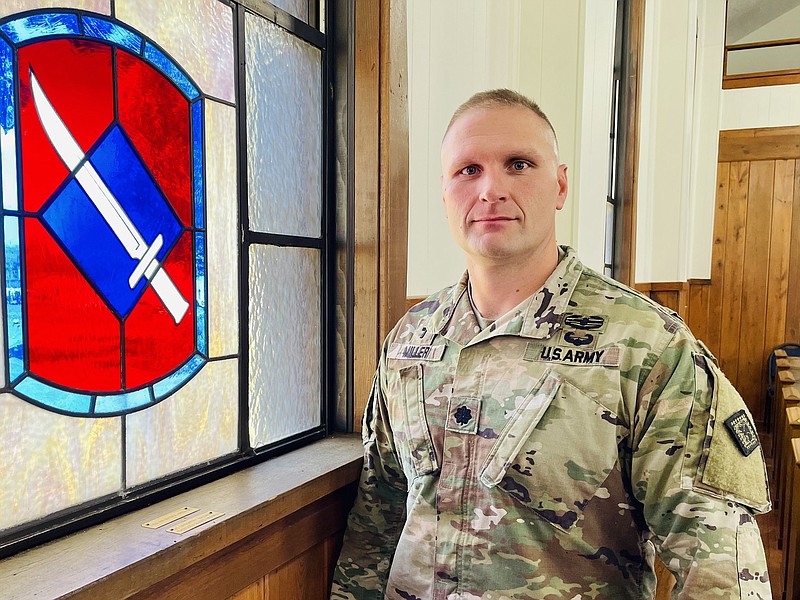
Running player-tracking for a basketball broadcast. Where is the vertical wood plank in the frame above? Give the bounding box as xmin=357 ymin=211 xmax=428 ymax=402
xmin=687 ymin=282 xmax=710 ymax=345
xmin=719 ymin=162 xmax=749 ymax=385
xmin=787 ymin=161 xmax=800 ymax=343
xmin=706 ymin=161 xmax=730 ymax=357
xmin=265 ymin=542 xmax=328 ymax=600
xmin=764 ymin=159 xmax=794 ymax=373
xmin=227 ymin=578 xmax=264 ymax=600
xmin=737 ymin=160 xmax=774 ymax=420
xmin=353 ymin=0 xmax=381 ymax=429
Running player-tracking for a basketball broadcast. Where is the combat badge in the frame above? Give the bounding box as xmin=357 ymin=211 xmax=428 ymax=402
xmin=724 ymin=409 xmax=760 ymax=457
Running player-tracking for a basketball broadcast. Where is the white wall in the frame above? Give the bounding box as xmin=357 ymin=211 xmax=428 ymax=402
xmin=721 ymin=84 xmax=800 ymax=129
xmin=406 ymin=0 xmax=616 ymax=297
xmin=635 ymin=0 xmax=727 ymax=282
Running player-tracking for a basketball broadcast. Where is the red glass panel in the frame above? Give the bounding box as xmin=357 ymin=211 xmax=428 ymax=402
xmin=117 ymin=50 xmax=192 ymax=226
xmin=25 ymin=218 xmax=122 ymax=391
xmin=18 ymin=40 xmax=114 ymax=213
xmin=124 ymin=231 xmax=195 ymax=388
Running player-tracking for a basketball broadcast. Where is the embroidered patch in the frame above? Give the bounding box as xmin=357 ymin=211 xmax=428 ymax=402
xmin=388 ymin=343 xmax=446 ymax=361
xmin=446 ymin=397 xmax=481 ymax=435
xmin=724 ymin=409 xmax=760 ymax=457
xmin=525 ymin=343 xmax=620 ymax=367
xmin=563 ymin=314 xmax=606 ymax=331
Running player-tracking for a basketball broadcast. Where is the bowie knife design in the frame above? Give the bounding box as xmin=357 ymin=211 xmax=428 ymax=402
xmin=29 ymin=68 xmax=189 ymax=324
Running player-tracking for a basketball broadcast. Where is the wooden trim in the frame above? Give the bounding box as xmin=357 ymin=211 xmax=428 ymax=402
xmin=352 ymin=0 xmax=409 ymax=430
xmin=406 ymin=296 xmax=426 ymax=312
xmin=719 ymin=129 xmax=800 ymax=162
xmin=378 ymin=0 xmax=409 ymax=343
xmin=726 ymin=36 xmax=800 ymax=52
xmin=617 ymin=0 xmax=645 ymax=286
xmin=353 ymin=1 xmax=381 ymax=430
xmin=723 ymin=71 xmax=800 ymax=89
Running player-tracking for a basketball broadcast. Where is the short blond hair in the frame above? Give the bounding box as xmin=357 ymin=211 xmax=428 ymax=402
xmin=444 ymin=89 xmax=558 ymax=146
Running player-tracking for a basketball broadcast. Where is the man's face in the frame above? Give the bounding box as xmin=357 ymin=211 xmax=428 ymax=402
xmin=440 ymin=105 xmax=568 ymax=270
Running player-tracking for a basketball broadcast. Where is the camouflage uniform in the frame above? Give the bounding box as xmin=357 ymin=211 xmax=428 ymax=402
xmin=331 ymin=247 xmax=771 ymax=600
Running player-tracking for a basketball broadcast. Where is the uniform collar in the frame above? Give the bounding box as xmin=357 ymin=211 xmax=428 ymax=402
xmin=431 ymin=246 xmax=584 ymax=346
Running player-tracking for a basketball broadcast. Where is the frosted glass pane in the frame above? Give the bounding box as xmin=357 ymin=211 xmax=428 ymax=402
xmin=116 ymin=0 xmax=235 ymax=103
xmin=126 ymin=359 xmax=239 ymax=487
xmin=206 ymin=100 xmax=239 ymax=358
xmin=0 ymin=1 xmax=110 ymax=19
xmin=249 ymin=246 xmax=321 ymax=448
xmin=246 ymin=14 xmax=322 ymax=237
xmin=270 ymin=0 xmax=309 ymax=23
xmin=0 ymin=393 xmax=121 ymax=532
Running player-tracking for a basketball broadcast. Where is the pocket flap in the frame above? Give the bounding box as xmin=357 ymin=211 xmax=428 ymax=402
xmin=480 ymin=371 xmax=562 ymax=487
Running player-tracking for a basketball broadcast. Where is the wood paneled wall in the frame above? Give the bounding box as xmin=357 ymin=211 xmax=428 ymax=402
xmin=639 ymin=128 xmax=800 ymax=426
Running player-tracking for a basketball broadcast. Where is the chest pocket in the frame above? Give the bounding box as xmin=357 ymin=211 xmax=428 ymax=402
xmin=395 ymin=364 xmax=439 ymax=478
xmin=480 ymin=370 xmax=623 ymax=532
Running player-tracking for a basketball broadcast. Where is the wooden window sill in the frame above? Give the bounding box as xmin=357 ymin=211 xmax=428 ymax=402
xmin=0 ymin=435 xmax=363 ymax=600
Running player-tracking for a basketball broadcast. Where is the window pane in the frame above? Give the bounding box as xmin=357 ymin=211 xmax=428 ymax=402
xmin=0 ymin=393 xmax=121 ymax=532
xmin=125 ymin=359 xmax=239 ymax=487
xmin=269 ymin=0 xmax=309 ymax=24
xmin=205 ymin=100 xmax=240 ymax=358
xmin=0 ymin=1 xmax=110 ymax=19
xmin=249 ymin=245 xmax=321 ymax=448
xmin=116 ymin=0 xmax=235 ymax=103
xmin=605 ymin=201 xmax=615 ymax=266
xmin=726 ymin=44 xmax=800 ymax=76
xmin=245 ymin=13 xmax=322 ymax=238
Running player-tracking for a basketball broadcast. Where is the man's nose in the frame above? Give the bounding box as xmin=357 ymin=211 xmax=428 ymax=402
xmin=479 ymin=169 xmax=508 ymax=203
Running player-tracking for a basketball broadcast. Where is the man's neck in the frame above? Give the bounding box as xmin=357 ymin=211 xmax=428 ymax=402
xmin=466 ymin=246 xmax=560 ymax=320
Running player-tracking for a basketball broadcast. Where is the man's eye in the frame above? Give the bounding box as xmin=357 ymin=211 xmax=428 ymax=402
xmin=511 ymin=161 xmax=529 ymax=171
xmin=460 ymin=165 xmax=478 ymax=176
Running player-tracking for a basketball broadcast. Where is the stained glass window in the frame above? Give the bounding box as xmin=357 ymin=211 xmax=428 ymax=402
xmin=0 ymin=0 xmax=329 ymax=556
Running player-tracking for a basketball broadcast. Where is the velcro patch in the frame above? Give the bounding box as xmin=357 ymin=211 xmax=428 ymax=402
xmin=525 ymin=343 xmax=619 ymax=367
xmin=388 ymin=343 xmax=445 ymax=361
xmin=724 ymin=409 xmax=760 ymax=457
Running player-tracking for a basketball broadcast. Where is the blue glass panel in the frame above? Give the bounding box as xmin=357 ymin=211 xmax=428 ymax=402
xmin=15 ymin=376 xmax=92 ymax=414
xmin=0 ymin=13 xmax=81 ymax=44
xmin=152 ymin=353 xmax=205 ymax=399
xmin=93 ymin=387 xmax=152 ymax=415
xmin=4 ymin=217 xmax=23 ymax=382
xmin=143 ymin=42 xmax=199 ymax=101
xmin=1 ymin=39 xmax=17 ymax=212
xmin=192 ymin=100 xmax=204 ymax=229
xmin=42 ymin=126 xmax=183 ymax=318
xmin=195 ymin=231 xmax=207 ymax=355
xmin=0 ymin=40 xmax=13 ymax=131
xmin=82 ymin=16 xmax=142 ymax=55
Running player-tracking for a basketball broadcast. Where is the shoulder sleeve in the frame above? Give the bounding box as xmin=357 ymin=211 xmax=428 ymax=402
xmin=330 ymin=370 xmax=408 ymax=600
xmin=631 ymin=330 xmax=772 ymax=599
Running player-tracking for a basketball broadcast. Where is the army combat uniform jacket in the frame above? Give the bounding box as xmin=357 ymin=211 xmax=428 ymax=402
xmin=331 ymin=247 xmax=772 ymax=600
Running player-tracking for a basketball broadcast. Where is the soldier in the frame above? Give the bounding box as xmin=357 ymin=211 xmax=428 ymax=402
xmin=331 ymin=89 xmax=772 ymax=599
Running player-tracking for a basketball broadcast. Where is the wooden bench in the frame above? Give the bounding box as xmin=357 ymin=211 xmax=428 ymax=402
xmin=784 ymin=438 xmax=800 ymax=600
xmin=773 ymin=379 xmax=800 ymax=534
xmin=780 ymin=406 xmax=800 ymax=551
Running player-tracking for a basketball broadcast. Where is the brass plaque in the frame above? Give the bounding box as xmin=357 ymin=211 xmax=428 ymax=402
xmin=168 ymin=511 xmax=225 ymax=534
xmin=142 ymin=506 xmax=199 ymax=529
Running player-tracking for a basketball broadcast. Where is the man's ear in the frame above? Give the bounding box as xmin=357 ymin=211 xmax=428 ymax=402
xmin=556 ymin=164 xmax=568 ymax=210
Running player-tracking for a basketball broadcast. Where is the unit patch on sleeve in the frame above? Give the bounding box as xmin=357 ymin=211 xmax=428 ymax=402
xmin=724 ymin=409 xmax=760 ymax=457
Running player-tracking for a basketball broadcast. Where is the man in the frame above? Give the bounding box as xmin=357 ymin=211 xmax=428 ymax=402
xmin=331 ymin=89 xmax=772 ymax=599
